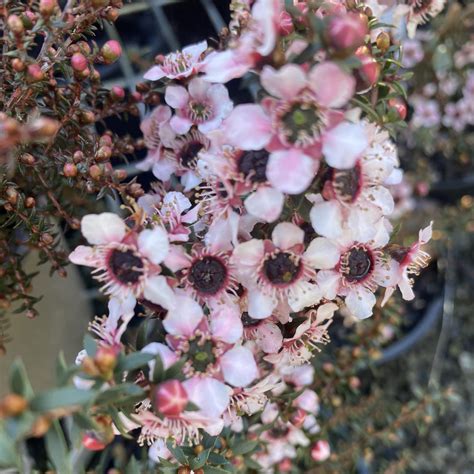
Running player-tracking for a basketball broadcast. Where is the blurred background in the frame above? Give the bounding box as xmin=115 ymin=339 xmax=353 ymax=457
xmin=1 ymin=1 xmax=473 ymax=472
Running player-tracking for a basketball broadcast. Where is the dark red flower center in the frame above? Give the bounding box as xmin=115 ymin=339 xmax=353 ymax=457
xmin=189 ymin=256 xmax=227 ymax=295
xmin=263 ymin=252 xmax=301 ymax=285
xmin=237 ymin=150 xmax=269 ymax=183
xmin=179 ymin=140 xmax=204 ymax=169
xmin=109 ymin=248 xmax=144 ymax=285
xmin=332 ymin=165 xmax=361 ymax=203
xmin=342 ymin=247 xmax=373 ymax=282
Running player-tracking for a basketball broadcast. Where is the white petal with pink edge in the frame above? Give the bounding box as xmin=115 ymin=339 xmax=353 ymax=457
xmin=247 ymin=288 xmax=276 ymax=319
xmin=322 ymin=122 xmax=368 ymax=169
xmin=305 ymin=237 xmax=340 ymax=269
xmin=272 ymin=222 xmax=304 ymax=250
xmin=267 ymin=150 xmax=316 ymax=194
xmin=255 ymin=322 xmax=283 ymax=353
xmin=81 ymin=213 xmax=126 ymax=245
xmin=220 ymin=346 xmax=258 ymax=387
xmin=232 ymin=239 xmax=264 ymax=269
xmin=244 ymin=187 xmax=284 ymax=223
xmin=164 ymin=84 xmax=189 ymax=109
xmin=345 ymin=288 xmax=376 ymax=319
xmin=210 ymin=305 xmax=243 ymax=344
xmin=261 ymin=64 xmax=307 ymax=100
xmin=309 ymin=62 xmax=356 ymax=108
xmin=183 ymin=377 xmax=231 ymax=418
xmin=162 ymin=294 xmax=203 ymax=336
xmin=310 ymin=200 xmax=343 ymax=239
xmin=69 ymin=245 xmax=100 ymax=267
xmin=143 ymin=276 xmax=176 ymax=311
xmin=137 ymin=227 xmax=169 ymax=265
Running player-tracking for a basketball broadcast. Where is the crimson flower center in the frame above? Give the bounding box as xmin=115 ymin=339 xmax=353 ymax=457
xmin=342 ymin=247 xmax=373 ymax=282
xmin=332 ymin=166 xmax=361 ymax=203
xmin=179 ymin=140 xmax=204 ymax=169
xmin=263 ymin=252 xmax=301 ymax=285
xmin=189 ymin=256 xmax=227 ymax=295
xmin=108 ymin=248 xmax=144 ymax=285
xmin=237 ymin=150 xmax=269 ymax=183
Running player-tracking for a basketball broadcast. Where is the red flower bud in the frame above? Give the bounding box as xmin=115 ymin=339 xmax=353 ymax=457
xmin=291 ymin=408 xmax=307 ymax=428
xmin=354 ymin=49 xmax=380 ymax=92
xmin=71 ymin=53 xmax=88 ymax=72
xmin=63 ymin=163 xmax=78 ymax=177
xmin=101 ymin=40 xmax=122 ymax=64
xmin=311 ymin=440 xmax=331 ymax=462
xmin=82 ymin=433 xmax=107 ymax=451
xmin=152 ymin=380 xmax=188 ymax=418
xmin=110 ymin=85 xmax=125 ymax=100
xmin=327 ymin=13 xmax=368 ymax=52
xmin=388 ymin=97 xmax=407 ymax=120
xmin=278 ymin=11 xmax=294 ymax=36
xmin=27 ymin=64 xmax=44 ymax=82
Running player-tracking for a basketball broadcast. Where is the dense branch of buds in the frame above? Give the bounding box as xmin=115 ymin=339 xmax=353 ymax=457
xmin=0 ymin=0 xmax=443 ymax=472
xmin=0 ymin=0 xmax=145 ymax=334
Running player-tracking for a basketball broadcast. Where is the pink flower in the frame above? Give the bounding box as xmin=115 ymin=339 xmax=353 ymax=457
xmin=311 ymin=440 xmax=331 ymax=462
xmin=232 ymin=222 xmax=322 ymax=319
xmin=401 ymin=39 xmax=424 ymax=68
xmin=165 ymin=77 xmax=233 ymax=134
xmin=151 ymin=380 xmax=188 ymax=418
xmin=144 ymin=41 xmax=207 ymax=81
xmin=69 ymin=213 xmax=175 ymax=310
xmin=382 ymin=222 xmax=432 ymax=304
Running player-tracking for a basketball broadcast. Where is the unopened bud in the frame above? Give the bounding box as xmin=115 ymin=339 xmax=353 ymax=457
xmin=25 ymin=197 xmax=36 ymax=208
xmin=30 ymin=416 xmax=51 ymax=437
xmin=5 ymin=187 xmax=19 ymax=205
xmin=7 ymin=15 xmax=24 ymax=35
xmin=388 ymin=97 xmax=407 ymax=120
xmin=20 ymin=153 xmax=35 ymax=165
xmin=376 ymin=31 xmax=391 ymax=52
xmin=96 ymin=146 xmax=112 ymax=162
xmin=114 ymin=169 xmax=127 ymax=181
xmin=355 ymin=48 xmax=380 ymax=92
xmin=151 ymin=380 xmax=188 ymax=418
xmin=79 ymin=110 xmax=96 ymax=124
xmin=0 ymin=394 xmax=28 ymax=417
xmin=110 ymin=85 xmax=125 ymax=101
xmin=95 ymin=347 xmax=117 ymax=376
xmin=40 ymin=233 xmax=54 ymax=246
xmin=327 ymin=13 xmax=368 ymax=53
xmin=11 ymin=58 xmax=25 ymax=72
xmin=27 ymin=63 xmax=44 ymax=82
xmin=101 ymin=40 xmax=122 ymax=64
xmin=39 ymin=0 xmax=58 ymax=18
xmin=105 ymin=7 xmax=120 ymax=21
xmin=29 ymin=117 xmax=60 ymax=138
xmin=89 ymin=164 xmax=102 ymax=180
xmin=71 ymin=53 xmax=88 ymax=72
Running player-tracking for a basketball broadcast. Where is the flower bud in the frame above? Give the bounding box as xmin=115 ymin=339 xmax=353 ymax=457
xmin=11 ymin=58 xmax=25 ymax=72
xmin=114 ymin=169 xmax=127 ymax=181
xmin=96 ymin=146 xmax=112 ymax=162
xmin=5 ymin=187 xmax=19 ymax=205
xmin=376 ymin=31 xmax=391 ymax=52
xmin=94 ymin=347 xmax=117 ymax=374
xmin=40 ymin=233 xmax=54 ymax=246
xmin=278 ymin=11 xmax=294 ymax=36
xmin=354 ymin=48 xmax=380 ymax=92
xmin=311 ymin=440 xmax=331 ymax=462
xmin=105 ymin=7 xmax=120 ymax=22
xmin=7 ymin=15 xmax=24 ymax=36
xmin=20 ymin=153 xmax=35 ymax=165
xmin=79 ymin=110 xmax=96 ymax=124
xmin=25 ymin=197 xmax=36 ymax=208
xmin=101 ymin=40 xmax=122 ymax=64
xmin=151 ymin=380 xmax=188 ymax=418
xmin=91 ymin=0 xmax=109 ymax=7
xmin=89 ymin=164 xmax=103 ymax=180
xmin=39 ymin=0 xmax=58 ymax=18
xmin=82 ymin=432 xmax=107 ymax=451
xmin=327 ymin=13 xmax=368 ymax=52
xmin=388 ymin=97 xmax=407 ymax=120
xmin=29 ymin=117 xmax=60 ymax=138
xmin=110 ymin=85 xmax=125 ymax=101
xmin=30 ymin=416 xmax=51 ymax=437
xmin=71 ymin=53 xmax=88 ymax=72
xmin=27 ymin=64 xmax=44 ymax=83
xmin=0 ymin=394 xmax=28 ymax=417
xmin=291 ymin=408 xmax=307 ymax=428
xmin=278 ymin=458 xmax=292 ymax=472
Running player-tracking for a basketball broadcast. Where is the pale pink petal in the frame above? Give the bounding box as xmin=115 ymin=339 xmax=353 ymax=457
xmin=207 ymin=84 xmax=233 ymax=116
xmin=181 ymin=170 xmax=202 ymax=191
xmin=374 ymin=258 xmax=399 ymax=288
xmin=163 ymin=191 xmax=191 ymax=213
xmin=143 ymin=276 xmax=176 ymax=311
xmin=419 ymin=221 xmax=433 ymax=244
xmin=183 ymin=377 xmax=231 ymax=418
xmin=223 ymin=105 xmax=272 ymax=150
xmin=247 ymin=288 xmax=276 ymax=319
xmin=309 ymin=62 xmax=355 ymax=107
xmin=272 ymin=222 xmax=304 ymax=250
xmin=188 ymin=76 xmax=210 ymax=101
xmin=138 ymin=227 xmax=169 ymax=264
xmin=305 ymin=237 xmax=340 ymax=269
xmin=210 ymin=305 xmax=243 ymax=344
xmin=163 ymin=295 xmax=203 ymax=336
xmin=183 ymin=40 xmax=208 ymax=60
xmin=369 ymin=185 xmax=394 ymax=215
xmin=170 ymin=115 xmax=193 ymax=134
xmin=261 ymin=64 xmax=307 ymax=100
xmin=148 ymin=439 xmax=171 ymax=462
xmin=322 ymin=122 xmax=368 ymax=169
xmin=220 ymin=346 xmax=258 ymax=387
xmin=345 ymin=288 xmax=376 ymax=319
xmin=244 ymin=187 xmax=284 ymax=223
xmin=152 ymin=160 xmax=176 ymax=182
xmin=141 ymin=342 xmax=178 ymax=371
xmin=286 ymin=364 xmax=314 ymax=386
xmin=81 ymin=213 xmax=126 ymax=245
xmin=164 ymin=85 xmax=189 ymax=109
xmin=399 ymin=275 xmax=415 ymax=301
xmin=202 ymin=50 xmax=252 ymax=83
xmin=267 ymin=150 xmax=316 ymax=194
xmin=316 ymin=270 xmax=341 ymax=300
xmin=232 ymin=239 xmax=265 ymax=268
xmin=252 ymin=0 xmax=279 ymax=56
xmin=143 ymin=65 xmax=166 ymax=81
xmin=255 ymin=323 xmax=283 ymax=353
xmin=163 ymin=244 xmax=190 ymax=272
xmin=288 ymin=282 xmax=321 ymax=312
xmin=295 ymin=389 xmax=319 ymax=414
xmin=310 ymin=200 xmax=343 ymax=239
xmin=69 ymin=245 xmax=99 ymax=267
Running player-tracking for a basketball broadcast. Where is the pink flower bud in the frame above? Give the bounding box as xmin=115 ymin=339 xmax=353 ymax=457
xmin=27 ymin=63 xmax=44 ymax=82
xmin=327 ymin=13 xmax=368 ymax=52
xmin=63 ymin=163 xmax=78 ymax=177
xmin=291 ymin=408 xmax=307 ymax=428
xmin=71 ymin=53 xmax=88 ymax=72
xmin=278 ymin=11 xmax=294 ymax=36
xmin=101 ymin=40 xmax=122 ymax=64
xmin=388 ymin=97 xmax=407 ymax=120
xmin=39 ymin=0 xmax=58 ymax=18
xmin=7 ymin=15 xmax=24 ymax=35
xmin=110 ymin=85 xmax=125 ymax=100
xmin=278 ymin=458 xmax=292 ymax=472
xmin=152 ymin=380 xmax=188 ymax=418
xmin=311 ymin=440 xmax=331 ymax=462
xmin=355 ymin=48 xmax=380 ymax=91
xmin=82 ymin=433 xmax=107 ymax=451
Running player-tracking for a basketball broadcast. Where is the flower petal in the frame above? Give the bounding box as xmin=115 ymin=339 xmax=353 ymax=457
xmin=223 ymin=105 xmax=272 ymax=150
xmin=255 ymin=322 xmax=283 ymax=353
xmin=141 ymin=342 xmax=178 ymax=371
xmin=310 ymin=200 xmax=343 ymax=239
xmin=69 ymin=245 xmax=99 ymax=267
xmin=305 ymin=238 xmax=340 ymax=269
xmin=138 ymin=227 xmax=169 ymax=264
xmin=244 ymin=187 xmax=284 ymax=223
xmin=247 ymin=289 xmax=276 ymax=319
xmin=267 ymin=150 xmax=316 ymax=194
xmin=261 ymin=64 xmax=307 ymax=100
xmin=164 ymin=84 xmax=189 ymax=109
xmin=345 ymin=288 xmax=376 ymax=319
xmin=143 ymin=276 xmax=176 ymax=311
xmin=210 ymin=305 xmax=243 ymax=344
xmin=144 ymin=65 xmax=165 ymax=81
xmin=220 ymin=346 xmax=258 ymax=387
xmin=163 ymin=295 xmax=203 ymax=336
xmin=322 ymin=122 xmax=368 ymax=169
xmin=183 ymin=377 xmax=231 ymax=418
xmin=81 ymin=213 xmax=126 ymax=245
xmin=272 ymin=222 xmax=304 ymax=250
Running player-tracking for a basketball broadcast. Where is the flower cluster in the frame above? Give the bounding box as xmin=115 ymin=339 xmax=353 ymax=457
xmin=68 ymin=0 xmax=435 ymax=470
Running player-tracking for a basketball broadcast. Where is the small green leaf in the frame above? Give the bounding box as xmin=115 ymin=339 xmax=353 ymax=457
xmin=152 ymin=354 xmax=165 ymax=383
xmin=0 ymin=427 xmax=19 ymax=468
xmin=9 ymin=359 xmax=34 ymax=398
xmin=30 ymin=387 xmax=95 ymax=412
xmin=125 ymin=456 xmax=141 ymax=474
xmin=84 ymin=334 xmax=97 ymax=357
xmin=44 ymin=420 xmax=70 ymax=474
xmin=189 ymin=448 xmax=211 ymax=469
xmin=165 ymin=358 xmax=187 ymax=381
xmin=116 ymin=352 xmax=155 ymax=373
xmin=232 ymin=439 xmax=259 ymax=455
xmin=204 ymin=466 xmax=232 ymax=474
xmin=94 ymin=383 xmax=145 ymax=406
xmin=166 ymin=440 xmax=188 ymax=465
